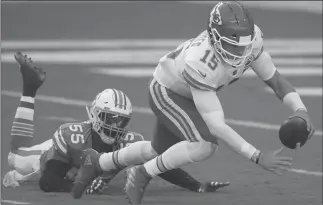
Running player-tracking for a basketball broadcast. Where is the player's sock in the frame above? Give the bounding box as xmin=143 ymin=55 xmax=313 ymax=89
xmin=158 ymin=169 xmax=202 ymax=192
xmin=10 ymin=96 xmax=35 ymax=150
xmin=143 ymin=141 xmax=214 ymax=177
xmin=99 ymin=141 xmax=157 ymax=171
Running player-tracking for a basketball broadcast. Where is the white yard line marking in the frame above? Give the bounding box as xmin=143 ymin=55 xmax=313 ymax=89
xmin=2 ymin=90 xmax=321 ymax=136
xmin=182 ymin=1 xmax=322 ymax=14
xmin=90 ymin=67 xmax=322 ymax=78
xmin=42 ymin=116 xmax=323 ymax=178
xmin=288 ymin=168 xmax=323 ymax=177
xmin=273 ymin=58 xmax=322 ymax=66
xmin=42 ymin=115 xmax=323 ymax=177
xmin=1 ymin=90 xmax=154 ymax=114
xmin=1 ymin=200 xmax=30 ymax=205
xmin=91 ymin=68 xmax=155 ymax=77
xmin=2 ymin=39 xmax=322 ymax=49
xmin=1 ymin=49 xmax=322 ymax=65
xmin=264 ymin=87 xmax=322 ymax=97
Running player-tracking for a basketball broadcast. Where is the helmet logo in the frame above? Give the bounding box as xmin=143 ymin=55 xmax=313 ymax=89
xmin=210 ymin=3 xmax=223 ymax=26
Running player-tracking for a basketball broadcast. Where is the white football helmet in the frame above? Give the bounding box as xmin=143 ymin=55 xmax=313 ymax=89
xmin=86 ymin=89 xmax=132 ymax=144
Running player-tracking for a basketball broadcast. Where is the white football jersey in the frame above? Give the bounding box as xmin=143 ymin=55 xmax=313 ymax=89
xmin=153 ymin=25 xmax=268 ymax=99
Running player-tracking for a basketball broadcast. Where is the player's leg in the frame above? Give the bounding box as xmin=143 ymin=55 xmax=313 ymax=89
xmin=151 ymin=121 xmax=227 ymax=193
xmin=4 ymin=52 xmax=46 ymax=187
xmin=125 ymin=79 xmax=218 ymax=204
xmin=142 ymin=78 xmax=218 ymax=175
xmin=10 ymin=52 xmax=46 ymax=150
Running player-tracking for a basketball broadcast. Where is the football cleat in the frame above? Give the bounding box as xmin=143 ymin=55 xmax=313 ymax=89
xmin=125 ymin=165 xmax=152 ymax=205
xmin=197 ymin=181 xmax=230 ymax=193
xmin=14 ymin=52 xmax=46 ymax=90
xmin=71 ymin=149 xmax=102 ymax=199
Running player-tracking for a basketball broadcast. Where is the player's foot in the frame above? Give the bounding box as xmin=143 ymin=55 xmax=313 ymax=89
xmin=14 ymin=52 xmax=46 ymax=96
xmin=197 ymin=181 xmax=230 ymax=193
xmin=71 ymin=149 xmax=102 ymax=199
xmin=125 ymin=165 xmax=152 ymax=205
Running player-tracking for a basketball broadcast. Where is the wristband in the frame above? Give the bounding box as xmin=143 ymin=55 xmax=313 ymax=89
xmin=283 ymin=92 xmax=307 ymax=112
xmin=251 ymin=150 xmax=261 ymax=164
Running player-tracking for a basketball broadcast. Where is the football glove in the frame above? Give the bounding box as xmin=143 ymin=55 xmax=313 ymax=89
xmin=85 ymin=168 xmax=123 ymax=195
xmin=85 ymin=177 xmax=108 ymax=195
xmin=197 ymin=181 xmax=230 ymax=193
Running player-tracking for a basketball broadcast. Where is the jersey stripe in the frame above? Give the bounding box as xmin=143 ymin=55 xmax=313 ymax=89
xmin=182 ymin=69 xmax=217 ymax=92
xmin=53 ymin=130 xmax=67 ymax=155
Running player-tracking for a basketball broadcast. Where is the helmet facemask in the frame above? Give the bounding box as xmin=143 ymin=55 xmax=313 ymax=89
xmin=207 ymin=2 xmax=256 ymax=77
xmin=209 ymin=27 xmax=255 ymax=68
xmin=86 ymin=105 xmax=131 ymax=145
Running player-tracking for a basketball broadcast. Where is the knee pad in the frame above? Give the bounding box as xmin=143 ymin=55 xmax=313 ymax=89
xmin=185 ymin=141 xmax=217 ymax=162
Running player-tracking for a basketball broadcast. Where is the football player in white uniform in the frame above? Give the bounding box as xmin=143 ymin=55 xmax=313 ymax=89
xmin=72 ymin=1 xmax=315 ymax=203
xmin=4 ymin=52 xmax=230 ymax=195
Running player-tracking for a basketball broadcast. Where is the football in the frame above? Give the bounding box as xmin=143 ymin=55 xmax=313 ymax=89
xmin=279 ymin=116 xmax=310 ymax=149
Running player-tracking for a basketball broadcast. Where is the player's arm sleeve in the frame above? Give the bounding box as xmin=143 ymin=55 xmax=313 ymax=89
xmin=190 ymin=86 xmax=259 ymax=161
xmin=51 ymin=127 xmax=70 ymax=163
xmin=251 ymin=48 xmax=306 ymax=112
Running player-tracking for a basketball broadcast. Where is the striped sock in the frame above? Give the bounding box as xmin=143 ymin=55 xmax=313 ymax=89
xmin=143 ymin=156 xmax=168 ymax=177
xmin=10 ymin=96 xmax=35 ymax=150
xmin=99 ymin=152 xmax=119 ymax=171
xmin=143 ymin=141 xmax=194 ymax=177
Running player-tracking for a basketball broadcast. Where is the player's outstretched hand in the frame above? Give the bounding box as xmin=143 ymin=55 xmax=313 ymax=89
xmin=197 ymin=181 xmax=230 ymax=193
xmin=258 ymin=147 xmax=292 ymax=175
